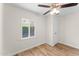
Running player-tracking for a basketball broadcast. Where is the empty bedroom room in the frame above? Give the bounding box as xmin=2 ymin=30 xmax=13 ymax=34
xmin=0 ymin=3 xmax=79 ymax=56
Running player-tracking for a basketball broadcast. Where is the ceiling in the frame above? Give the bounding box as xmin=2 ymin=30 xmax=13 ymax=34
xmin=14 ymin=3 xmax=79 ymax=16
xmin=14 ymin=3 xmax=50 ymax=15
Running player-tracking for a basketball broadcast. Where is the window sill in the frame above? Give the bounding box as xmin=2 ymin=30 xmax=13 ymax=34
xmin=21 ymin=36 xmax=35 ymax=40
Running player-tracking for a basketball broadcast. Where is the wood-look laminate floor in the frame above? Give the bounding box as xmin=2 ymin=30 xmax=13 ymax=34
xmin=16 ymin=43 xmax=79 ymax=56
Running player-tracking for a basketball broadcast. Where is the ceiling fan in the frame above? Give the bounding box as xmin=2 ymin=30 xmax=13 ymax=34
xmin=38 ymin=3 xmax=78 ymax=15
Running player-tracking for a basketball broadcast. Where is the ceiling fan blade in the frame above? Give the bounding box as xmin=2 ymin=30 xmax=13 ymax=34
xmin=43 ymin=10 xmax=51 ymax=15
xmin=38 ymin=4 xmax=50 ymax=8
xmin=61 ymin=3 xmax=78 ymax=8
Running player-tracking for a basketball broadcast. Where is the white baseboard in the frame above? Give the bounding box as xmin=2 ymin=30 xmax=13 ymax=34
xmin=59 ymin=41 xmax=79 ymax=49
xmin=46 ymin=42 xmax=58 ymax=46
xmin=4 ymin=42 xmax=45 ymax=56
xmin=5 ymin=41 xmax=79 ymax=56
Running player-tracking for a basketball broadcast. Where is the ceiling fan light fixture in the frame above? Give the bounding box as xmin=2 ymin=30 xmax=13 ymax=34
xmin=50 ymin=8 xmax=60 ymax=15
xmin=38 ymin=3 xmax=78 ymax=15
xmin=50 ymin=11 xmax=54 ymax=15
xmin=55 ymin=10 xmax=60 ymax=14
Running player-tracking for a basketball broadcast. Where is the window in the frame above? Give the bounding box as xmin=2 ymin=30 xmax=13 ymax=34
xmin=21 ymin=18 xmax=35 ymax=39
xmin=30 ymin=23 xmax=35 ymax=37
xmin=22 ymin=25 xmax=29 ymax=38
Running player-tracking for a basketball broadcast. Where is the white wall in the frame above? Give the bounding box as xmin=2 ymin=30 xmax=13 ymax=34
xmin=46 ymin=15 xmax=54 ymax=45
xmin=53 ymin=15 xmax=60 ymax=45
xmin=46 ymin=15 xmax=59 ymax=46
xmin=0 ymin=4 xmax=3 ymax=56
xmin=2 ymin=4 xmax=46 ymax=56
xmin=59 ymin=12 xmax=79 ymax=49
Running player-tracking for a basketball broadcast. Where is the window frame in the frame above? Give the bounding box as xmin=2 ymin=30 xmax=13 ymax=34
xmin=21 ymin=18 xmax=35 ymax=40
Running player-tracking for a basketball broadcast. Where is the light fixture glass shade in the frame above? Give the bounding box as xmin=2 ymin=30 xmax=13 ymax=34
xmin=50 ymin=8 xmax=60 ymax=15
xmin=55 ymin=10 xmax=60 ymax=14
